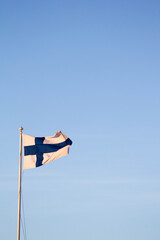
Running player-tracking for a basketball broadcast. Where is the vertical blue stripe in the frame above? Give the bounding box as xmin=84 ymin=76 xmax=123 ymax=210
xmin=35 ymin=137 xmax=45 ymax=167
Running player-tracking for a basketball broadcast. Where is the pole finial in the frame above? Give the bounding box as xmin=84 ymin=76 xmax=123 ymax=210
xmin=19 ymin=126 xmax=23 ymax=132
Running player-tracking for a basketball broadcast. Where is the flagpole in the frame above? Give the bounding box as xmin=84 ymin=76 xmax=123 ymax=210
xmin=17 ymin=126 xmax=23 ymax=240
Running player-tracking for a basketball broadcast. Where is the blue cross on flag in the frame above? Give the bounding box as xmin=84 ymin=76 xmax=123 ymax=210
xmin=23 ymin=131 xmax=72 ymax=170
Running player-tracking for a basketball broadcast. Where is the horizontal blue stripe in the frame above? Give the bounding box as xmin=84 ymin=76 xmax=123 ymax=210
xmin=24 ymin=138 xmax=72 ymax=156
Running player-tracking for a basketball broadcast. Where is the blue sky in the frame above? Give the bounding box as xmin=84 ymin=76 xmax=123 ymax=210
xmin=1 ymin=0 xmax=160 ymax=239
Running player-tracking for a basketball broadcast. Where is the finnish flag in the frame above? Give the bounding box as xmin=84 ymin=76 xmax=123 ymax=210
xmin=23 ymin=131 xmax=72 ymax=170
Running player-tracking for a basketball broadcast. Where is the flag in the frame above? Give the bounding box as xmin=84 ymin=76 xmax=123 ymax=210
xmin=23 ymin=131 xmax=72 ymax=170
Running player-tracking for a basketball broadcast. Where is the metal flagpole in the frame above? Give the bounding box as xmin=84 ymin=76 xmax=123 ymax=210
xmin=17 ymin=126 xmax=23 ymax=240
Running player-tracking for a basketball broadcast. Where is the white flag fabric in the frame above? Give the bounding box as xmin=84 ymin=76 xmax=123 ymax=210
xmin=23 ymin=131 xmax=72 ymax=170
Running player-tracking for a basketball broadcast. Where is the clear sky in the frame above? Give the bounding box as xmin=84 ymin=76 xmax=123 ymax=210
xmin=1 ymin=0 xmax=160 ymax=239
